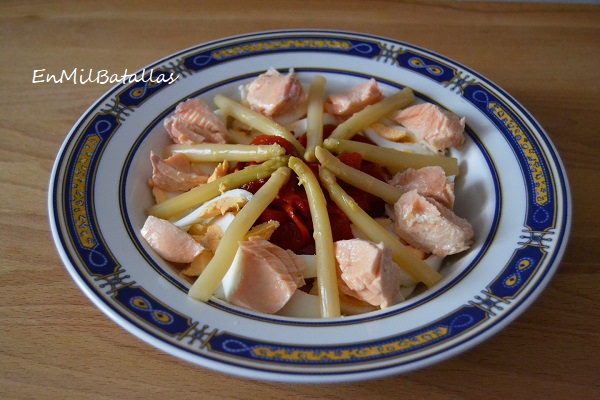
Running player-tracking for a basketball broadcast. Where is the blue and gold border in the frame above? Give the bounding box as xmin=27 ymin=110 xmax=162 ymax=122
xmin=50 ymin=30 xmax=570 ymax=378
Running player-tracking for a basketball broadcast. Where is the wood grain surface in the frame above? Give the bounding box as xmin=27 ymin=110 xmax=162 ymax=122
xmin=1 ymin=1 xmax=598 ymax=398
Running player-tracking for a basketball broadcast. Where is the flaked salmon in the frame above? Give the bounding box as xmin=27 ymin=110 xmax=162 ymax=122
xmin=325 ymin=78 xmax=382 ymax=118
xmin=393 ymin=190 xmax=473 ymax=257
xmin=334 ymin=239 xmax=400 ymax=309
xmin=388 ymin=166 xmax=455 ymax=209
xmin=245 ymin=68 xmax=308 ymax=124
xmin=164 ymin=98 xmax=227 ymax=144
xmin=391 ymin=103 xmax=465 ymax=153
xmin=222 ymin=238 xmax=306 ymax=314
xmin=150 ymin=151 xmax=209 ymax=192
xmin=141 ymin=215 xmax=205 ymax=263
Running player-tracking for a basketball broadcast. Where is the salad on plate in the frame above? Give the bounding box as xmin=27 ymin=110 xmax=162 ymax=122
xmin=140 ymin=68 xmax=474 ymax=319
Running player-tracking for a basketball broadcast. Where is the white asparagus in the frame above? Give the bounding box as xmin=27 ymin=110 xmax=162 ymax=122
xmin=319 ymin=167 xmax=442 ymax=287
xmin=304 ymin=75 xmax=327 ymax=162
xmin=188 ymin=166 xmax=292 ymax=301
xmin=323 ymin=138 xmax=459 ymax=176
xmin=328 ymin=88 xmax=415 ymax=140
xmin=148 ymin=158 xmax=285 ymax=219
xmin=314 ymin=146 xmax=404 ymax=204
xmin=288 ymin=157 xmax=341 ymax=318
xmin=165 ymin=143 xmax=285 ymax=162
xmin=213 ymin=94 xmax=305 ymax=156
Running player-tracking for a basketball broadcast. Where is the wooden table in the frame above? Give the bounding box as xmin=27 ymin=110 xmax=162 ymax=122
xmin=2 ymin=1 xmax=598 ymax=398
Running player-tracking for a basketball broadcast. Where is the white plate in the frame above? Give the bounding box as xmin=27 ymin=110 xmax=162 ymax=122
xmin=48 ymin=30 xmax=571 ymax=383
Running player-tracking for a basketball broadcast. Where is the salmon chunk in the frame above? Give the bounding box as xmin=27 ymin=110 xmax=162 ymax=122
xmin=164 ymin=98 xmax=227 ymax=144
xmin=141 ymin=215 xmax=205 ymax=263
xmin=391 ymin=103 xmax=465 ymax=153
xmin=393 ymin=190 xmax=473 ymax=257
xmin=222 ymin=238 xmax=306 ymax=314
xmin=245 ymin=68 xmax=308 ymax=123
xmin=388 ymin=166 xmax=455 ymax=209
xmin=150 ymin=151 xmax=209 ymax=192
xmin=334 ymin=239 xmax=400 ymax=309
xmin=325 ymin=78 xmax=383 ymax=118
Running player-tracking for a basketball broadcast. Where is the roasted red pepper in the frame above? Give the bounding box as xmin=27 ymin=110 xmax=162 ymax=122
xmin=243 ymin=131 xmax=388 ymax=252
xmin=257 ymin=208 xmax=311 ymax=253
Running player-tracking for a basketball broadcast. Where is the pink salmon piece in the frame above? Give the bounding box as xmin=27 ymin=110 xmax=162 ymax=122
xmin=150 ymin=152 xmax=209 ymax=192
xmin=388 ymin=166 xmax=455 ymax=209
xmin=391 ymin=103 xmax=465 ymax=152
xmin=324 ymin=78 xmax=382 ymax=118
xmin=393 ymin=190 xmax=473 ymax=257
xmin=227 ymin=238 xmax=306 ymax=314
xmin=245 ymin=68 xmax=307 ymax=122
xmin=141 ymin=215 xmax=205 ymax=263
xmin=164 ymin=98 xmax=227 ymax=144
xmin=335 ymin=239 xmax=400 ymax=309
